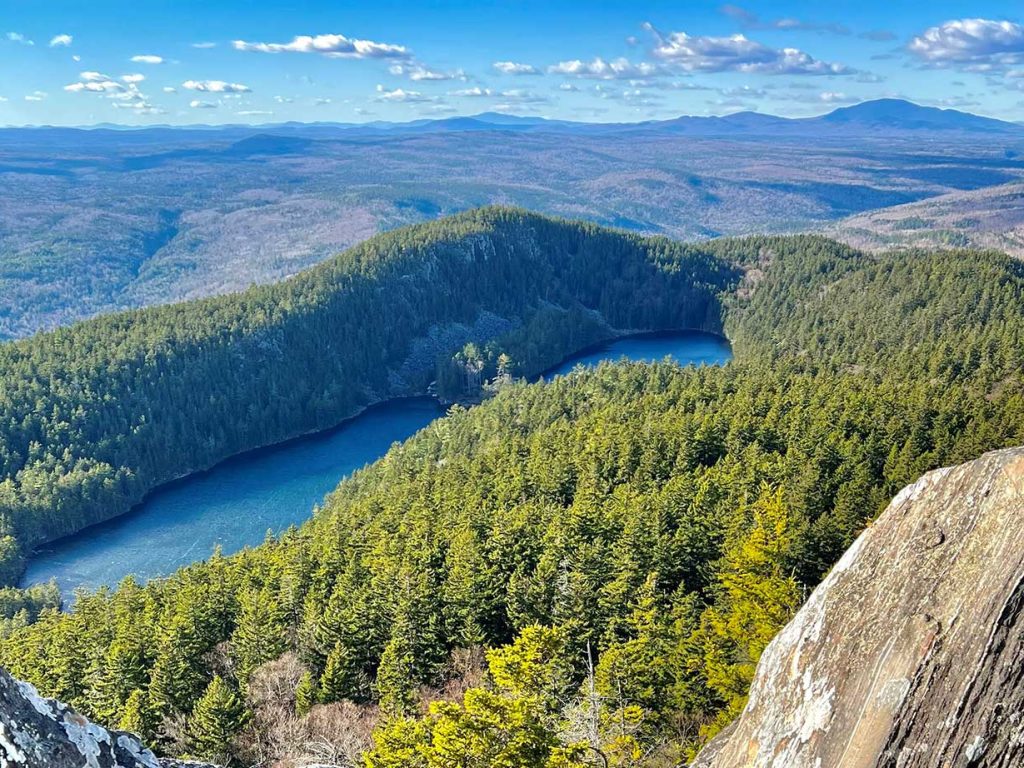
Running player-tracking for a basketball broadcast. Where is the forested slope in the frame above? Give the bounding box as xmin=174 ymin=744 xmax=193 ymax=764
xmin=0 ymin=208 xmax=738 ymax=584
xmin=4 ymin=231 xmax=1024 ymax=766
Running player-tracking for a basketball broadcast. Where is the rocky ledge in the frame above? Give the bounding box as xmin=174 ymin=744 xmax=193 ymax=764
xmin=0 ymin=667 xmax=219 ymax=768
xmin=693 ymin=445 xmax=1024 ymax=768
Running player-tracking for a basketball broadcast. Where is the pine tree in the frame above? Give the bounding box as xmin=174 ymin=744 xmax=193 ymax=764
xmin=319 ymin=640 xmax=358 ymax=703
xmin=374 ymin=634 xmax=417 ymax=716
xmin=295 ymin=670 xmax=317 ymax=716
xmin=230 ymin=587 xmax=287 ymax=686
xmin=187 ymin=675 xmax=247 ymax=765
xmin=116 ymin=688 xmax=155 ymax=741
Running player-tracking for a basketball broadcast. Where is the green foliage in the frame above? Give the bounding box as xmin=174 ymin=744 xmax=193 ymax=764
xmin=365 ymin=627 xmax=587 ymax=768
xmin=0 ymin=207 xmax=737 ymax=585
xmin=4 ymin=223 xmax=1024 ymax=763
xmin=0 ymin=579 xmax=59 ymax=635
xmin=187 ymin=675 xmax=248 ymax=765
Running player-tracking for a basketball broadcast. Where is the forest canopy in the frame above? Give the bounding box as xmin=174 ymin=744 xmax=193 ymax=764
xmin=3 ymin=213 xmax=1024 ymax=765
xmin=0 ymin=207 xmax=738 ymax=585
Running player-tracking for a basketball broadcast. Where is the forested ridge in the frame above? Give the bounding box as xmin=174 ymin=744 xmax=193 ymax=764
xmin=0 ymin=207 xmax=737 ymax=585
xmin=3 ymin=222 xmax=1024 ymax=766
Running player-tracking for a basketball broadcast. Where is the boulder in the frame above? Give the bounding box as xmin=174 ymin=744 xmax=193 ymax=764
xmin=693 ymin=446 xmax=1024 ymax=767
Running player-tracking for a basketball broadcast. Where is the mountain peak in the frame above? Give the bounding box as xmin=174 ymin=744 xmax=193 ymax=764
xmin=820 ymin=98 xmax=1017 ymax=132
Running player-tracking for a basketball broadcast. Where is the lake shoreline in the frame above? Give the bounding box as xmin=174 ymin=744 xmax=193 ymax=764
xmin=21 ymin=329 xmax=732 ymax=598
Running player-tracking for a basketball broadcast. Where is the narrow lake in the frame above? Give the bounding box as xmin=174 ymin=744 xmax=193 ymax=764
xmin=22 ymin=331 xmax=731 ymax=598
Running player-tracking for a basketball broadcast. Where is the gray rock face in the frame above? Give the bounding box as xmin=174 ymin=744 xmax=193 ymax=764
xmin=0 ymin=665 xmax=161 ymax=767
xmin=693 ymin=446 xmax=1024 ymax=768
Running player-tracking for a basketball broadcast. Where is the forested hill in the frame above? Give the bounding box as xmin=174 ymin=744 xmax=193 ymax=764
xmin=4 ymin=232 xmax=1024 ymax=766
xmin=0 ymin=207 xmax=740 ymax=584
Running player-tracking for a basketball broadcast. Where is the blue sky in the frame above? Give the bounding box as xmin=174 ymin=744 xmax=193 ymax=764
xmin=2 ymin=0 xmax=1024 ymax=125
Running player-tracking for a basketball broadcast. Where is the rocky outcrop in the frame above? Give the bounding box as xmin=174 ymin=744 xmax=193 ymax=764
xmin=0 ymin=665 xmax=162 ymax=767
xmin=0 ymin=667 xmax=219 ymax=768
xmin=693 ymin=446 xmax=1024 ymax=768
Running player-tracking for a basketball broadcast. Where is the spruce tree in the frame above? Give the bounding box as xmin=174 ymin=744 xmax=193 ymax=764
xmin=187 ymin=675 xmax=247 ymax=765
xmin=230 ymin=587 xmax=287 ymax=686
xmin=116 ymin=688 xmax=155 ymax=741
xmin=294 ymin=670 xmax=317 ymax=716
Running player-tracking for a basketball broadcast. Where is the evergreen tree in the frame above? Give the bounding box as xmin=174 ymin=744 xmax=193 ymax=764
xmin=230 ymin=587 xmax=287 ymax=687
xmin=116 ymin=688 xmax=156 ymax=741
xmin=187 ymin=675 xmax=247 ymax=765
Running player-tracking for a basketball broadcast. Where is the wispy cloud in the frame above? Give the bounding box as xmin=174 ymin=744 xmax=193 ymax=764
xmin=49 ymin=34 xmax=73 ymax=48
xmin=192 ymin=42 xmax=217 ymax=49
xmin=234 ymin=33 xmax=410 ymax=59
xmin=389 ymin=63 xmax=465 ymax=81
xmin=374 ymin=84 xmax=437 ymax=103
xmin=720 ymin=5 xmax=850 ymax=36
xmin=183 ymin=80 xmax=251 ymax=93
xmin=189 ymin=100 xmax=218 ymax=109
xmin=131 ymin=54 xmax=164 ymax=64
xmin=6 ymin=32 xmax=34 ymax=46
xmin=64 ymin=71 xmax=161 ymax=113
xmin=449 ymin=86 xmax=493 ymax=97
xmin=493 ymin=61 xmax=541 ymax=75
xmin=24 ymin=90 xmax=46 ymax=101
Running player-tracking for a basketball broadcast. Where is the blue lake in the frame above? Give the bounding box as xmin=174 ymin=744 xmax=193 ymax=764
xmin=21 ymin=330 xmax=731 ymax=598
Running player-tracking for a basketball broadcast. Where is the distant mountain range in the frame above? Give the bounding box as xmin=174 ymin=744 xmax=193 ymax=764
xmin=4 ymin=99 xmax=1021 ymax=141
xmin=2 ymin=96 xmax=1023 ymax=340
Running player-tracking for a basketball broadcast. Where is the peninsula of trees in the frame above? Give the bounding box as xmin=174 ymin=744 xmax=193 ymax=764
xmin=0 ymin=208 xmax=737 ymax=586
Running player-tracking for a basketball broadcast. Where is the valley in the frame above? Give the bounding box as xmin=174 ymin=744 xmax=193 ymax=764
xmin=3 ymin=210 xmax=1023 ymax=765
xmin=21 ymin=331 xmax=730 ymax=598
xmin=7 ymin=1 xmax=1024 ymax=763
xmin=3 ymin=100 xmax=1024 ymax=340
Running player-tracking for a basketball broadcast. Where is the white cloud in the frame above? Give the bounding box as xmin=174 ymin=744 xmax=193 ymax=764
xmin=374 ymin=84 xmax=436 ymax=103
xmin=190 ymin=99 xmax=217 ymax=108
xmin=643 ymin=23 xmax=853 ymax=75
xmin=449 ymin=86 xmax=493 ymax=97
xmin=559 ymin=82 xmax=580 ymax=92
xmin=233 ymin=33 xmax=409 ymax=59
xmin=909 ymin=19 xmax=1024 ymax=69
xmin=163 ymin=86 xmax=177 ymax=93
xmin=313 ymin=97 xmax=332 ymax=105
xmin=274 ymin=95 xmax=294 ymax=103
xmin=49 ymin=34 xmax=73 ymax=48
xmin=183 ymin=79 xmax=251 ymax=93
xmin=493 ymin=61 xmax=540 ymax=75
xmin=113 ymin=101 xmax=164 ymax=115
xmin=192 ymin=42 xmax=217 ymax=49
xmin=818 ymin=91 xmax=856 ymax=103
xmin=64 ymin=71 xmax=158 ymax=112
xmin=237 ymin=109 xmax=273 ymax=115
xmin=65 ymin=80 xmax=122 ymax=93
xmin=0 ymin=96 xmax=7 ymax=102
xmin=72 ymin=55 xmax=81 ymax=62
xmin=131 ymin=54 xmax=164 ymax=64
xmin=389 ymin=63 xmax=465 ymax=81
xmin=548 ymin=57 xmax=662 ymax=79
xmin=495 ymin=89 xmax=550 ymax=108
xmin=24 ymin=91 xmax=46 ymax=101
xmin=7 ymin=32 xmax=34 ymax=46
